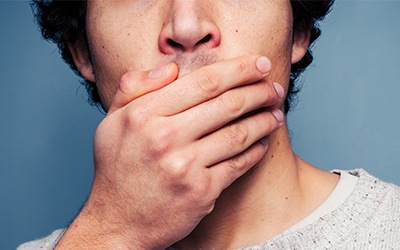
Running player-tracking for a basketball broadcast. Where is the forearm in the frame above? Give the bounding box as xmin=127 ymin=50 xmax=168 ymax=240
xmin=54 ymin=199 xmax=154 ymax=250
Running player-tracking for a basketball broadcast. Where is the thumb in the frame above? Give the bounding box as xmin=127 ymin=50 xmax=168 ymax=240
xmin=108 ymin=63 xmax=178 ymax=115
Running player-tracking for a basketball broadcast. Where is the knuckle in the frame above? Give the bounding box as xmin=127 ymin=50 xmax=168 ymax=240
xmin=119 ymin=72 xmax=133 ymax=95
xmin=236 ymin=57 xmax=252 ymax=79
xmin=124 ymin=106 xmax=149 ymax=128
xmin=227 ymin=154 xmax=247 ymax=172
xmin=168 ymin=162 xmax=188 ymax=180
xmin=196 ymin=68 xmax=220 ymax=94
xmin=149 ymin=125 xmax=176 ymax=152
xmin=258 ymin=112 xmax=275 ymax=131
xmin=220 ymin=92 xmax=244 ymax=115
xmin=203 ymin=203 xmax=215 ymax=215
xmin=163 ymin=154 xmax=194 ymax=180
xmin=227 ymin=123 xmax=249 ymax=146
xmin=260 ymin=111 xmax=279 ymax=132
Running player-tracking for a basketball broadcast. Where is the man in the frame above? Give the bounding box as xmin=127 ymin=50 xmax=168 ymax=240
xmin=20 ymin=0 xmax=400 ymax=249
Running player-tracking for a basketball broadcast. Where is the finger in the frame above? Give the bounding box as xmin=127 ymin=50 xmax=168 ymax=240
xmin=108 ymin=63 xmax=179 ymax=115
xmin=142 ymin=55 xmax=272 ymax=116
xmin=208 ymin=138 xmax=268 ymax=194
xmin=194 ymin=109 xmax=283 ymax=168
xmin=173 ymin=81 xmax=284 ymax=140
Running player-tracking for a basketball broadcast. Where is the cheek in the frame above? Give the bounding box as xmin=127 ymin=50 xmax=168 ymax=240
xmin=87 ymin=12 xmax=161 ymax=108
xmin=221 ymin=5 xmax=293 ymax=84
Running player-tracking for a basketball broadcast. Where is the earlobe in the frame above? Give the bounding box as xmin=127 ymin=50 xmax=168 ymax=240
xmin=68 ymin=39 xmax=96 ymax=82
xmin=291 ymin=30 xmax=311 ymax=64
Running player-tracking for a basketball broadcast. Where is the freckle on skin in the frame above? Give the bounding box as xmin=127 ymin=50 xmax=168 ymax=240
xmin=285 ymin=197 xmax=288 ymax=200
xmin=271 ymin=155 xmax=274 ymax=158
xmin=235 ymin=29 xmax=238 ymax=33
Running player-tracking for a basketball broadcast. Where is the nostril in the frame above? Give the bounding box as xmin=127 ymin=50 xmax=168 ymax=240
xmin=167 ymin=39 xmax=183 ymax=49
xmin=159 ymin=23 xmax=220 ymax=54
xmin=196 ymin=34 xmax=212 ymax=46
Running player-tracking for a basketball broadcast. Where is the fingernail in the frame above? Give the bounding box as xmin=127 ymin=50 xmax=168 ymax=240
xmin=256 ymin=57 xmax=271 ymax=74
xmin=260 ymin=136 xmax=269 ymax=146
xmin=149 ymin=63 xmax=170 ymax=79
xmin=271 ymin=109 xmax=284 ymax=123
xmin=273 ymin=82 xmax=285 ymax=99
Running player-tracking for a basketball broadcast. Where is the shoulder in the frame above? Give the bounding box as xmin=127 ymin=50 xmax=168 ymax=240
xmin=338 ymin=169 xmax=400 ymax=246
xmin=332 ymin=168 xmax=400 ymax=217
xmin=17 ymin=229 xmax=65 ymax=250
xmin=340 ymin=168 xmax=400 ymax=225
xmin=348 ymin=168 xmax=400 ymax=209
xmin=247 ymin=169 xmax=400 ymax=249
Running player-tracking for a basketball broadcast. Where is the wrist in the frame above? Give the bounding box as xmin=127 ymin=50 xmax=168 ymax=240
xmin=54 ymin=198 xmax=146 ymax=249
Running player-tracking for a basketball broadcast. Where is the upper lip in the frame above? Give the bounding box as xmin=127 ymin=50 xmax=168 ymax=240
xmin=161 ymin=51 xmax=220 ymax=78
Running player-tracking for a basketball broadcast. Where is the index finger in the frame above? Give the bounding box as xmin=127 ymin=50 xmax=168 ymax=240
xmin=107 ymin=63 xmax=179 ymax=115
xmin=143 ymin=55 xmax=271 ymax=116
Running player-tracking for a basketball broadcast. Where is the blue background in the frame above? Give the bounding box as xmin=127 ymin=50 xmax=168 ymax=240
xmin=1 ymin=1 xmax=399 ymax=249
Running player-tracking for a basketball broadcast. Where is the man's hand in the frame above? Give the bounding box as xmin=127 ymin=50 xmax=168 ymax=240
xmin=56 ymin=56 xmax=284 ymax=249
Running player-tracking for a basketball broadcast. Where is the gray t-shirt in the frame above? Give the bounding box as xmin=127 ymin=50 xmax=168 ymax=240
xmin=18 ymin=169 xmax=400 ymax=249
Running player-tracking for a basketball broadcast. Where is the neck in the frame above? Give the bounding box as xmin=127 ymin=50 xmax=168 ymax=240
xmin=174 ymin=123 xmax=339 ymax=249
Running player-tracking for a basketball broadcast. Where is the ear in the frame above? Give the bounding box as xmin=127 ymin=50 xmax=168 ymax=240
xmin=291 ymin=30 xmax=311 ymax=64
xmin=68 ymin=38 xmax=96 ymax=82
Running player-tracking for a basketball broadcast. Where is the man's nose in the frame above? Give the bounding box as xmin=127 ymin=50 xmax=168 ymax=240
xmin=158 ymin=1 xmax=221 ymax=54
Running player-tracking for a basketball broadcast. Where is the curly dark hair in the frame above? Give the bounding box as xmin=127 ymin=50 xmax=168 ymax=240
xmin=31 ymin=0 xmax=334 ymax=114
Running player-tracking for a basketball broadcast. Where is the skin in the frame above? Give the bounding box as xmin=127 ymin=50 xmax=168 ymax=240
xmin=58 ymin=0 xmax=339 ymax=249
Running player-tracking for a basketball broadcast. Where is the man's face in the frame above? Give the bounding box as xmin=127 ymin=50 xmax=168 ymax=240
xmin=83 ymin=0 xmax=298 ymax=109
